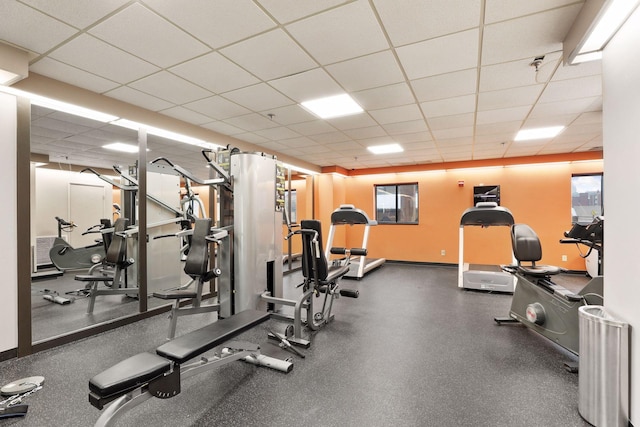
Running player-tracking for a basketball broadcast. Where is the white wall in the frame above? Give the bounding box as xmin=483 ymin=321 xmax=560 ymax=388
xmin=602 ymin=6 xmax=640 ymax=424
xmin=34 ymin=168 xmax=112 ymax=243
xmin=0 ymin=92 xmax=18 ymax=353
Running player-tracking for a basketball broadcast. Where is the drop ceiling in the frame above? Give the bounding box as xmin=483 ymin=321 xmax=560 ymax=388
xmin=1 ymin=0 xmax=602 ymax=173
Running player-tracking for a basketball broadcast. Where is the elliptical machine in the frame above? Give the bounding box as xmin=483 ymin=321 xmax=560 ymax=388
xmin=48 ymin=217 xmax=108 ymax=272
xmin=495 ymin=219 xmax=604 ymax=360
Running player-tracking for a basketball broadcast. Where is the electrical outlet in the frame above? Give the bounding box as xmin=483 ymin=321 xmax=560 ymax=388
xmin=562 ymin=255 xmax=568 ymax=262
xmin=441 ymin=249 xmax=446 ymax=256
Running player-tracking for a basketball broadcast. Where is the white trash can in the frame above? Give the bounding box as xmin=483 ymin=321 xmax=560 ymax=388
xmin=578 ymin=305 xmax=629 ymax=427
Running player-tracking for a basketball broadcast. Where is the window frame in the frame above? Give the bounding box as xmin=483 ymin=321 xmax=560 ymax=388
xmin=374 ymin=183 xmax=419 ymax=225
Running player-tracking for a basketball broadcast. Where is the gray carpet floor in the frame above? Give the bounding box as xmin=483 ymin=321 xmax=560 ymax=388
xmin=2 ymin=263 xmax=591 ymax=426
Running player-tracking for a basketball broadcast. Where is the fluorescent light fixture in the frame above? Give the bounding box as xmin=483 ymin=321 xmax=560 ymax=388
xmin=301 ymin=94 xmax=363 ymax=119
xmin=282 ymin=162 xmax=319 ymax=176
xmin=367 ymin=143 xmax=404 ymax=154
xmin=103 ymin=142 xmax=139 ymax=153
xmin=0 ymin=43 xmax=28 ymax=85
xmin=564 ymin=0 xmax=640 ymax=64
xmin=572 ymin=51 xmax=603 ymax=64
xmin=110 ymin=119 xmax=222 ymax=150
xmin=514 ymin=126 xmax=565 ymax=141
xmin=31 ymin=96 xmax=118 ymax=123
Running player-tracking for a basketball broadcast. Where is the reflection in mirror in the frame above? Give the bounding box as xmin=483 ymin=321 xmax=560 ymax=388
xmin=30 ymin=105 xmax=139 ymax=343
xmin=145 ymin=135 xmax=214 ymax=313
xmin=283 ymin=175 xmax=307 ymax=273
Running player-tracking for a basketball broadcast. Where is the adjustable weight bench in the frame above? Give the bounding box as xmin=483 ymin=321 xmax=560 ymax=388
xmin=153 ymin=218 xmax=224 ymax=339
xmin=89 ymin=309 xmax=292 ymax=427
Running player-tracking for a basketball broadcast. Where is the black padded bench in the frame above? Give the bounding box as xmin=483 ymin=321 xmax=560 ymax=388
xmin=89 ymin=310 xmax=292 ymax=426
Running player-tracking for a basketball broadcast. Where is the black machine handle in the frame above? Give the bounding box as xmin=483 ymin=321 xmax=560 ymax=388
xmin=330 ymin=247 xmax=367 ymax=257
xmin=340 ymin=289 xmax=359 ymax=298
xmin=55 ymin=216 xmax=74 ymax=227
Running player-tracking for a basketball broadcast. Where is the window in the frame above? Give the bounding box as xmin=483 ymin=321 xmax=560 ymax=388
xmin=375 ymin=183 xmax=419 ymax=224
xmin=571 ymin=173 xmax=603 ymax=225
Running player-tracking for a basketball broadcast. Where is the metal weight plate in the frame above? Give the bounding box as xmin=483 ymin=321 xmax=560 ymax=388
xmin=1 ymin=376 xmax=45 ymax=396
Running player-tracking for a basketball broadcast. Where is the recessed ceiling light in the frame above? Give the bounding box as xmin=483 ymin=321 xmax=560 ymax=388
xmin=514 ymin=126 xmax=565 ymax=141
xmin=301 ymin=94 xmax=363 ymax=119
xmin=103 ymin=142 xmax=139 ymax=153
xmin=367 ymin=143 xmax=404 ymax=154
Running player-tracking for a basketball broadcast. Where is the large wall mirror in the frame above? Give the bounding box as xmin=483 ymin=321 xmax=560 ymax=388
xmin=30 ymin=105 xmax=141 ymax=343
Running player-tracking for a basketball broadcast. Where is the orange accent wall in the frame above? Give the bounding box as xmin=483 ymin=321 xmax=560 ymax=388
xmin=321 ymin=159 xmax=603 ymax=271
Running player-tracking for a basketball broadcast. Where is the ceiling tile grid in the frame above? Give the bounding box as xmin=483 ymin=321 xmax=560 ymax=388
xmin=5 ymin=0 xmax=601 ymax=172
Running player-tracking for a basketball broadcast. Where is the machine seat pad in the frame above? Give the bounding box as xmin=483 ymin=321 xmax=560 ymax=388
xmin=89 ymin=352 xmax=171 ymax=398
xmin=75 ymin=273 xmax=114 ymax=282
xmin=325 ymin=264 xmax=350 ymax=283
xmin=156 ymin=310 xmax=270 ymax=364
xmin=518 ymin=265 xmax=561 ymax=276
xmin=153 ymin=289 xmax=198 ymax=300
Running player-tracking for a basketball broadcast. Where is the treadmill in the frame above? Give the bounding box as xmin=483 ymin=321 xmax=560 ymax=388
xmin=325 ymin=204 xmax=385 ymax=279
xmin=458 ymin=202 xmax=515 ymax=292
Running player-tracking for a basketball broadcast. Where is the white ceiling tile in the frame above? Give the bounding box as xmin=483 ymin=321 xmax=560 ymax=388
xmin=373 ymin=0 xmax=481 ymax=46
xmin=105 ymin=86 xmax=174 ymax=111
xmin=278 ymin=137 xmax=317 ymax=149
xmin=553 ymin=60 xmax=602 ymax=81
xmin=538 ymin=75 xmax=602 ymax=104
xmin=481 ymin=4 xmax=583 ymax=65
xmin=396 ymin=29 xmax=479 ymax=80
xmin=144 ymin=0 xmax=276 ymax=48
xmin=269 ymin=69 xmax=343 ymax=103
xmin=310 ymin=132 xmax=351 ymax=144
xmin=49 ymin=34 xmax=160 ymax=84
xmin=256 ymin=0 xmax=350 ymax=24
xmin=573 ymin=111 xmax=602 ymax=125
xmin=297 ymin=144 xmax=333 ymax=155
xmin=433 ymin=127 xmax=474 ymax=140
xmin=428 ymin=113 xmax=475 ymax=131
xmin=327 ymin=113 xmax=378 ymax=131
xmin=476 ymin=105 xmax=530 ymax=125
xmin=265 ymin=105 xmax=318 ymax=126
xmin=411 ymin=68 xmax=477 ymax=102
xmin=169 ymin=52 xmax=260 ymax=94
xmin=478 ymin=85 xmax=543 ymax=111
xmin=89 ymin=3 xmax=209 ymax=68
xmin=30 ymin=58 xmax=120 ymax=93
xmin=20 ymin=0 xmax=130 ymax=29
xmin=382 ymin=119 xmax=429 ymax=135
xmin=485 ymin=0 xmax=580 ymax=24
xmin=343 ymin=126 xmax=387 ymax=140
xmin=420 ymin=94 xmax=476 ymax=118
xmin=224 ymin=113 xmax=281 ymax=132
xmin=220 ymin=29 xmax=316 ymax=81
xmin=286 ymin=0 xmax=389 ymax=65
xmin=326 ymin=140 xmax=366 ymax=151
xmin=184 ymin=96 xmax=251 ymax=120
xmin=393 ymin=132 xmax=433 ymax=143
xmin=234 ymin=132 xmax=270 ymax=144
xmin=479 ymin=53 xmax=561 ymax=92
xmin=129 ymin=71 xmax=213 ymax=104
xmin=201 ymin=121 xmax=245 ymax=135
xmin=475 ymin=121 xmax=521 ymax=136
xmin=0 ymin=1 xmax=77 ymax=53
xmin=326 ymin=50 xmax=404 ymax=92
xmin=222 ymin=83 xmax=294 ymax=112
xmin=523 ymin=114 xmax=578 ymax=128
xmin=159 ymin=106 xmax=213 ymax=125
xmin=353 ymin=83 xmax=415 ymax=110
xmin=369 ymin=104 xmax=423 ymax=125
xmin=288 ymin=120 xmax=337 ymax=136
xmin=254 ymin=126 xmax=301 ymax=141
xmin=530 ymin=96 xmax=601 ymax=118
xmin=562 ymin=123 xmax=601 ymax=136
